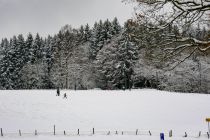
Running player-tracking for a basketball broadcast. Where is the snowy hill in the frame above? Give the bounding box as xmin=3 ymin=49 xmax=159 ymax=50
xmin=0 ymin=89 xmax=210 ymax=140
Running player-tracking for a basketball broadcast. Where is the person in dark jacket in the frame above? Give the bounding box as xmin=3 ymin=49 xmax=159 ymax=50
xmin=63 ymin=93 xmax=67 ymax=99
xmin=56 ymin=87 xmax=60 ymax=96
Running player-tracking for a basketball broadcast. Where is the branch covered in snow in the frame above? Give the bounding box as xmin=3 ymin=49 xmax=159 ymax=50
xmin=123 ymin=0 xmax=210 ymax=69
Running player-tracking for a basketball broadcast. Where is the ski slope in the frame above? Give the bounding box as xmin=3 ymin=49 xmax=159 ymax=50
xmin=0 ymin=89 xmax=210 ymax=140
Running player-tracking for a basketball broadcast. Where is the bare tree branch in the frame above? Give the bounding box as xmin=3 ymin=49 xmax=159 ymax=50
xmin=124 ymin=0 xmax=210 ymax=69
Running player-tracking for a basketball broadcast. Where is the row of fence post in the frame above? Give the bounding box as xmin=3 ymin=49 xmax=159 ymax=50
xmin=0 ymin=127 xmax=209 ymax=139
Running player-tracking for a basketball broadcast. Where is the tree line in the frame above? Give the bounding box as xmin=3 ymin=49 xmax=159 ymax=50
xmin=0 ymin=17 xmax=210 ymax=93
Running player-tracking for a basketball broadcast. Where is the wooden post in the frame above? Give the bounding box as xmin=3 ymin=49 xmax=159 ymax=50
xmin=169 ymin=130 xmax=172 ymax=137
xmin=206 ymin=118 xmax=210 ymax=135
xmin=208 ymin=122 xmax=210 ymax=134
xmin=77 ymin=129 xmax=79 ymax=135
xmin=136 ymin=129 xmax=138 ymax=135
xmin=207 ymin=132 xmax=209 ymax=139
xmin=198 ymin=131 xmax=201 ymax=137
xmin=149 ymin=131 xmax=151 ymax=136
xmin=122 ymin=131 xmax=123 ymax=135
xmin=1 ymin=128 xmax=3 ymax=136
xmin=93 ymin=128 xmax=95 ymax=135
xmin=35 ymin=130 xmax=37 ymax=136
xmin=19 ymin=130 xmax=21 ymax=136
xmin=64 ymin=130 xmax=66 ymax=135
xmin=54 ymin=125 xmax=55 ymax=135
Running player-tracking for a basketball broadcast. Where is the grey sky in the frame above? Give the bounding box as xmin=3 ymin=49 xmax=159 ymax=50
xmin=0 ymin=0 xmax=135 ymax=39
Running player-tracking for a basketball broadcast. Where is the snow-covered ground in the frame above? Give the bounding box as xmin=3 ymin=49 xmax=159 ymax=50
xmin=0 ymin=89 xmax=210 ymax=140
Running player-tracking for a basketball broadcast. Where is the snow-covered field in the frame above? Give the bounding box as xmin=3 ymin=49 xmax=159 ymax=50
xmin=0 ymin=89 xmax=210 ymax=140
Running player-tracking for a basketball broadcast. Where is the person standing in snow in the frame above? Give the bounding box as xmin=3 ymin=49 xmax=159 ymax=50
xmin=56 ymin=87 xmax=60 ymax=96
xmin=63 ymin=93 xmax=67 ymax=99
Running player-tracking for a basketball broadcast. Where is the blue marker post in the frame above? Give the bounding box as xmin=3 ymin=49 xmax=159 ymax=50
xmin=160 ymin=133 xmax=164 ymax=140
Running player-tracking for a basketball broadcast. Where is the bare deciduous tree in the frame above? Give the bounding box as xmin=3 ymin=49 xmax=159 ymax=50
xmin=124 ymin=0 xmax=210 ymax=69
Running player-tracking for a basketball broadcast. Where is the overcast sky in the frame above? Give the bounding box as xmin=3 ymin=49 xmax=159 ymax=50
xmin=0 ymin=0 xmax=135 ymax=39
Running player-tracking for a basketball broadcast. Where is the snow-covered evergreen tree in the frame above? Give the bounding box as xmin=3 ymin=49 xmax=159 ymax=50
xmin=0 ymin=36 xmax=18 ymax=89
xmin=102 ymin=19 xmax=112 ymax=42
xmin=89 ymin=19 xmax=119 ymax=60
xmin=25 ymin=33 xmax=33 ymax=63
xmin=111 ymin=17 xmax=122 ymax=35
xmin=30 ymin=33 xmax=42 ymax=64
xmin=41 ymin=35 xmax=54 ymax=89
xmin=89 ymin=20 xmax=103 ymax=59
xmin=0 ymin=38 xmax=9 ymax=58
xmin=95 ymin=23 xmax=138 ymax=89
xmin=79 ymin=25 xmax=85 ymax=42
xmin=84 ymin=24 xmax=91 ymax=42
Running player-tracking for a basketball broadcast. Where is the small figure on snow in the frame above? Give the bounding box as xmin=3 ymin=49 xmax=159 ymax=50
xmin=63 ymin=93 xmax=67 ymax=99
xmin=184 ymin=132 xmax=187 ymax=137
xmin=56 ymin=87 xmax=60 ymax=96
